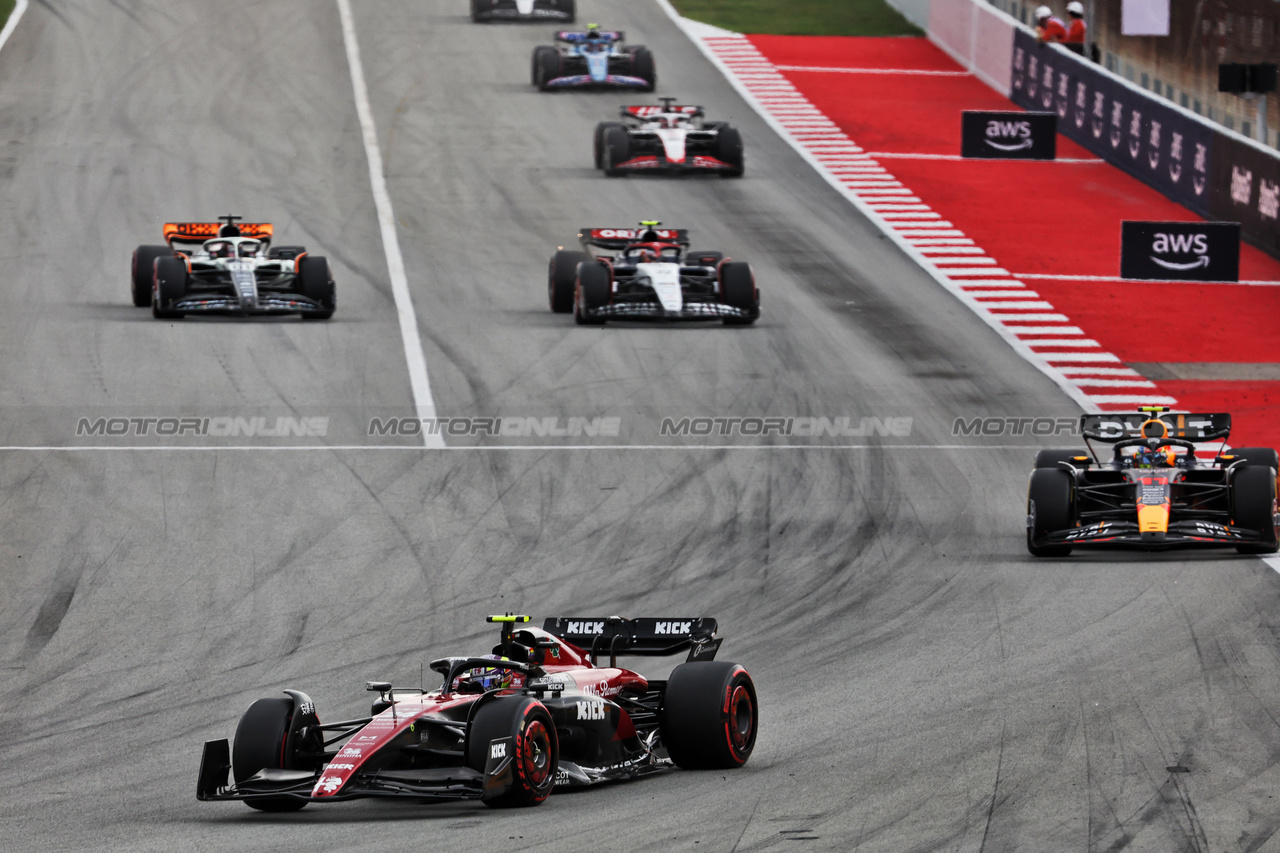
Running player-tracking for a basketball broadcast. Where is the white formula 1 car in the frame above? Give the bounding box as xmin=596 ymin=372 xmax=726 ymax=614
xmin=594 ymin=99 xmax=743 ymax=177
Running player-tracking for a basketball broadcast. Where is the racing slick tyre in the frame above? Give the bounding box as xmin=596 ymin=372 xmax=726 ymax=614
xmin=602 ymin=126 xmax=631 ymax=177
xmin=533 ymin=46 xmax=560 ymax=90
xmin=549 ymin=250 xmax=591 ymax=313
xmin=715 ymin=126 xmax=744 ymax=178
xmin=1026 ymin=468 xmax=1074 ymax=557
xmin=132 ymin=245 xmax=170 ymax=307
xmin=574 ymin=262 xmax=610 ymax=325
xmin=593 ymin=122 xmax=625 ymax=170
xmin=629 ymin=46 xmax=656 ymax=91
xmin=719 ymin=261 xmax=758 ymax=326
xmin=1034 ymin=449 xmax=1091 ymax=469
xmin=297 ymin=256 xmax=336 ymax=320
xmin=467 ymin=697 xmax=558 ymax=808
xmin=1230 ymin=464 xmax=1279 ymax=554
xmin=1229 ymin=447 xmax=1280 ymax=471
xmin=152 ymin=256 xmax=187 ymax=319
xmin=232 ymin=698 xmax=308 ymax=812
xmin=470 ymin=0 xmax=484 ymax=21
xmin=660 ymin=661 xmax=757 ymax=770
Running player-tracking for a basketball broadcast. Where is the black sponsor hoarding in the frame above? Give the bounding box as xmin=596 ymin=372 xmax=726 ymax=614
xmin=1209 ymin=133 xmax=1280 ymax=258
xmin=1010 ymin=28 xmax=1280 ymax=259
xmin=961 ymin=110 xmax=1057 ymax=159
xmin=1119 ymin=220 xmax=1240 ymax=281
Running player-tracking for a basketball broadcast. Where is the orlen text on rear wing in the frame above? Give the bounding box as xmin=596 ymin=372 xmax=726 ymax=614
xmin=163 ymin=221 xmax=274 ymax=247
xmin=1080 ymin=412 xmax=1231 ymax=443
xmin=543 ymin=616 xmax=719 ymax=665
xmin=579 ymin=228 xmax=691 ymax=251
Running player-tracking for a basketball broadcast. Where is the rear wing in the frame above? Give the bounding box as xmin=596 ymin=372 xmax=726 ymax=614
xmin=542 ymin=616 xmax=720 ymax=665
xmin=163 ymin=222 xmax=274 ymax=247
xmin=1080 ymin=412 xmax=1231 ymax=442
xmin=622 ymin=104 xmax=703 ymax=118
xmin=556 ymin=30 xmax=623 ymax=43
xmin=579 ymin=227 xmax=691 ymax=251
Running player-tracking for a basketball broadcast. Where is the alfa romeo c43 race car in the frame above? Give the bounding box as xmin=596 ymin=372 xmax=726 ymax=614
xmin=198 ymin=615 xmax=757 ymax=811
xmin=532 ymin=26 xmax=655 ymax=91
xmin=547 ymin=222 xmax=760 ymax=325
xmin=1027 ymin=408 xmax=1279 ymax=556
xmin=594 ymin=99 xmax=743 ymax=177
xmin=130 ymin=215 xmax=335 ymax=320
xmin=471 ymin=0 xmax=574 ymax=22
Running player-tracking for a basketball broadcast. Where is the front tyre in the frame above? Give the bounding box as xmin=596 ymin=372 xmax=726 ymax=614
xmin=1231 ymin=464 xmax=1279 ymax=554
xmin=719 ymin=261 xmax=758 ymax=326
xmin=603 ymin=126 xmax=631 ymax=177
xmin=1027 ymin=468 xmax=1074 ymax=556
xmin=232 ymin=698 xmax=308 ymax=812
xmin=574 ymin=261 xmax=610 ymax=325
xmin=594 ymin=122 xmax=624 ymax=170
xmin=549 ymin=250 xmax=590 ymax=313
xmin=152 ymin=256 xmax=187 ymax=319
xmin=297 ymin=256 xmax=336 ymax=320
xmin=132 ymin=245 xmax=170 ymax=307
xmin=467 ymin=697 xmax=558 ymax=808
xmin=630 ymin=46 xmax=655 ymax=91
xmin=533 ymin=46 xmax=560 ymax=90
xmin=661 ymin=661 xmax=757 ymax=769
xmin=715 ymin=126 xmax=744 ymax=178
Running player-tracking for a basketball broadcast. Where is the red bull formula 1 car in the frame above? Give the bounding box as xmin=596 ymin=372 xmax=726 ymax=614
xmin=1027 ymin=408 xmax=1279 ymax=556
xmin=594 ymin=99 xmax=743 ymax=177
xmin=547 ymin=221 xmax=759 ymax=325
xmin=471 ymin=0 xmax=574 ymax=22
xmin=532 ymin=26 xmax=654 ymax=91
xmin=130 ymin=215 xmax=335 ymax=320
xmin=197 ymin=615 xmax=757 ymax=810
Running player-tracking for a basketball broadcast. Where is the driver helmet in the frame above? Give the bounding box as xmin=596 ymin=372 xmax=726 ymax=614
xmin=1035 ymin=5 xmax=1052 ymax=20
xmin=206 ymin=240 xmax=234 ymax=259
xmin=452 ymin=654 xmax=523 ymax=693
xmin=1134 ymin=445 xmax=1176 ymax=468
xmin=237 ymin=239 xmax=261 ymax=258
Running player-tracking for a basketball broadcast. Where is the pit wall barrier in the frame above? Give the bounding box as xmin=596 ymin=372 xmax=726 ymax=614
xmin=885 ymin=0 xmax=1280 ymax=259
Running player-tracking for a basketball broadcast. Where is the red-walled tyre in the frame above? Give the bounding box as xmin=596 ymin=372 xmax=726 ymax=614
xmin=661 ymin=661 xmax=757 ymax=769
xmin=467 ymin=696 xmax=558 ymax=808
xmin=232 ymin=698 xmax=307 ymax=812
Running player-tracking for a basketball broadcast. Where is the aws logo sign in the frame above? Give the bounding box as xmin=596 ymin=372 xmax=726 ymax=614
xmin=1121 ymin=221 xmax=1240 ymax=282
xmin=961 ymin=110 xmax=1056 ymax=160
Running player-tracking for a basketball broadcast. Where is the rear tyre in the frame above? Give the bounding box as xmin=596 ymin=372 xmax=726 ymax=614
xmin=1231 ymin=464 xmax=1279 ymax=554
xmin=232 ymin=698 xmax=308 ymax=812
xmin=132 ymin=245 xmax=170 ymax=307
xmin=594 ymin=122 xmax=624 ymax=170
xmin=533 ymin=46 xmax=560 ymax=90
xmin=549 ymin=250 xmax=590 ymax=313
xmin=603 ymin=126 xmax=631 ymax=177
xmin=630 ymin=47 xmax=655 ymax=91
xmin=1027 ymin=468 xmax=1074 ymax=556
xmin=1034 ymin=449 xmax=1091 ymax=469
xmin=715 ymin=126 xmax=744 ymax=178
xmin=152 ymin=256 xmax=187 ymax=319
xmin=687 ymin=250 xmax=723 ymax=267
xmin=661 ymin=661 xmax=757 ymax=769
xmin=574 ymin=262 xmax=610 ymax=325
xmin=719 ymin=261 xmax=757 ymax=326
xmin=1228 ymin=447 xmax=1280 ymax=471
xmin=297 ymin=256 xmax=335 ymax=320
xmin=267 ymin=245 xmax=307 ymax=261
xmin=467 ymin=697 xmax=558 ymax=808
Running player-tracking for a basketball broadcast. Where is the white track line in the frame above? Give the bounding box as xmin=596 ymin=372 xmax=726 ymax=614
xmin=0 ymin=0 xmax=27 ymax=54
xmin=655 ymin=6 xmax=1172 ymax=413
xmin=336 ymin=0 xmax=442 ymax=449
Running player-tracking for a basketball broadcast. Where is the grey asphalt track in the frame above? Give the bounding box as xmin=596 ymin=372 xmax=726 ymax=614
xmin=1 ymin=2 xmax=1279 ymax=851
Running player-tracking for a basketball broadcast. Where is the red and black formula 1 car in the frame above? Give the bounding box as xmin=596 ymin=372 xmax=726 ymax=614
xmin=471 ymin=0 xmax=574 ymax=23
xmin=197 ymin=615 xmax=757 ymax=811
xmin=594 ymin=99 xmax=743 ymax=177
xmin=547 ymin=221 xmax=759 ymax=325
xmin=1027 ymin=407 xmax=1279 ymax=556
xmin=532 ymin=26 xmax=654 ymax=91
xmin=130 ymin=215 xmax=335 ymax=320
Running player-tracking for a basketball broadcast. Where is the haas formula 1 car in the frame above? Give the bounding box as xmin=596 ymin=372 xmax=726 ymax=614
xmin=532 ymin=26 xmax=654 ymax=91
xmin=595 ymin=98 xmax=743 ymax=177
xmin=1027 ymin=408 xmax=1279 ymax=556
xmin=471 ymin=0 xmax=574 ymax=22
xmin=548 ymin=222 xmax=759 ymax=325
xmin=131 ymin=215 xmax=335 ymax=320
xmin=198 ymin=615 xmax=757 ymax=810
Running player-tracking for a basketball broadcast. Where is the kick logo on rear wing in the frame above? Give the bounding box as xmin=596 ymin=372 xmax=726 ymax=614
xmin=543 ymin=616 xmax=719 ymax=661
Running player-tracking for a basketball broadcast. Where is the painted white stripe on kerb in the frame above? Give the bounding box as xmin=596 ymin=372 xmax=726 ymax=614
xmin=337 ymin=0 xmax=442 ymax=449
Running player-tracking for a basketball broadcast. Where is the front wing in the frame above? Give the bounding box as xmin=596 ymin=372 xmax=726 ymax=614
xmin=169 ymin=293 xmax=329 ymax=315
xmin=475 ymin=1 xmax=573 ymax=21
xmin=609 ymin=154 xmax=737 ymax=174
xmin=546 ymin=74 xmax=649 ymax=89
xmin=584 ymin=301 xmax=756 ymax=322
xmin=1040 ymin=519 xmax=1272 ymax=549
